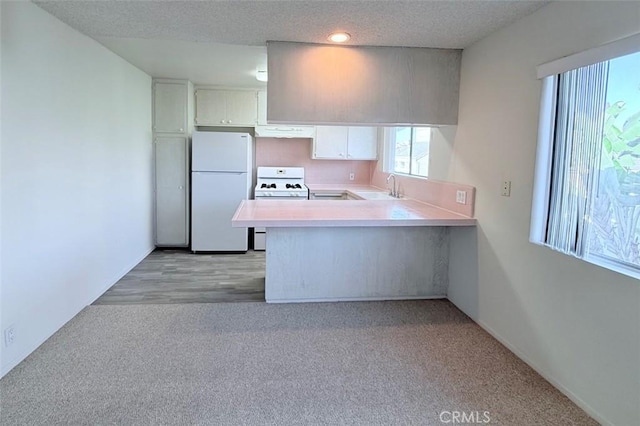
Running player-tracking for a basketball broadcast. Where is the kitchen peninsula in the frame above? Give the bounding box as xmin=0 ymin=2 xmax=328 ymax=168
xmin=232 ymin=194 xmax=475 ymax=303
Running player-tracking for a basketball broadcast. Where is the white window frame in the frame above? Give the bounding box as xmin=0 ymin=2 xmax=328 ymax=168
xmin=531 ymin=33 xmax=640 ymax=281
xmin=383 ymin=127 xmax=431 ymax=179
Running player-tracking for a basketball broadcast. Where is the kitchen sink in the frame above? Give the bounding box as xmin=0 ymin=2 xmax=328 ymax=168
xmin=352 ymin=191 xmax=401 ymax=200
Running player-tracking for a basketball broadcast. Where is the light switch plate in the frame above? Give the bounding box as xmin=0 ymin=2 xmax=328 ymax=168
xmin=456 ymin=190 xmax=467 ymax=204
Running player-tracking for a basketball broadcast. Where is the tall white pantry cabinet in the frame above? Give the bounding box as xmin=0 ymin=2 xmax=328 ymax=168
xmin=153 ymin=79 xmax=193 ymax=247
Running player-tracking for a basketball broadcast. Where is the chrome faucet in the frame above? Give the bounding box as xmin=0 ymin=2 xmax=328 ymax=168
xmin=386 ymin=173 xmax=399 ymax=198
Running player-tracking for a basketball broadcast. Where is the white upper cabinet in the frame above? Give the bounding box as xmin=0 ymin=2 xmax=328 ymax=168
xmin=225 ymin=90 xmax=258 ymax=125
xmin=313 ymin=126 xmax=378 ymax=160
xmin=195 ymin=90 xmax=226 ymax=125
xmin=153 ymin=81 xmax=187 ymax=133
xmin=346 ymin=126 xmax=378 ymax=159
xmin=195 ymin=89 xmax=258 ymax=126
xmin=314 ymin=126 xmax=349 ymax=159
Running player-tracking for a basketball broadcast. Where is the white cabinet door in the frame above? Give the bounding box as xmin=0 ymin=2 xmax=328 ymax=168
xmin=155 ymin=136 xmax=188 ymax=246
xmin=195 ymin=89 xmax=226 ymax=125
xmin=313 ymin=126 xmax=348 ymax=159
xmin=312 ymin=126 xmax=377 ymax=160
xmin=195 ymin=89 xmax=257 ymax=126
xmin=153 ymin=82 xmax=187 ymax=133
xmin=225 ymin=91 xmax=258 ymax=125
xmin=347 ymin=126 xmax=378 ymax=160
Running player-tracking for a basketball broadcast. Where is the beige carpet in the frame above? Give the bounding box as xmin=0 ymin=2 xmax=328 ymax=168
xmin=0 ymin=300 xmax=595 ymax=425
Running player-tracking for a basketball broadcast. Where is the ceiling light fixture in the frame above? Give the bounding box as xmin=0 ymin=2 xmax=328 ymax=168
xmin=328 ymin=32 xmax=351 ymax=43
xmin=256 ymin=70 xmax=268 ymax=82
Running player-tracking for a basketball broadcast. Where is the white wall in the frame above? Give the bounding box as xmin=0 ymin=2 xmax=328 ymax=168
xmin=448 ymin=2 xmax=640 ymax=425
xmin=429 ymin=126 xmax=456 ymax=181
xmin=0 ymin=2 xmax=154 ymax=376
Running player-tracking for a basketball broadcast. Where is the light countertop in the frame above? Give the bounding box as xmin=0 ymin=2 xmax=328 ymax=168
xmin=232 ymin=190 xmax=476 ymax=227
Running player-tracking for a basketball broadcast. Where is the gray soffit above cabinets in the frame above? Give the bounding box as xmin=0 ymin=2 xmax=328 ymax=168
xmin=267 ymin=42 xmax=461 ymax=126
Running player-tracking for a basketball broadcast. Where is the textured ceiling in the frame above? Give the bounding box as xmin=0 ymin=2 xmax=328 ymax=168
xmin=35 ymin=0 xmax=549 ymax=49
xmin=33 ymin=0 xmax=550 ymax=86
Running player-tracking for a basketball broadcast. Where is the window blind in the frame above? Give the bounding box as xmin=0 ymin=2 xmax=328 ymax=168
xmin=545 ymin=61 xmax=609 ymax=256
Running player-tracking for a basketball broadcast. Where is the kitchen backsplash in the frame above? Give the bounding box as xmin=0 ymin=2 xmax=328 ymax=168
xmin=255 ymin=138 xmax=374 ymax=184
xmin=370 ymin=168 xmax=475 ymax=217
xmin=256 ymin=137 xmax=474 ymax=217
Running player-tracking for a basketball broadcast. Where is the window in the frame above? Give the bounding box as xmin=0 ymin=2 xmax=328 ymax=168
xmin=531 ymin=41 xmax=640 ymax=278
xmin=386 ymin=127 xmax=431 ymax=177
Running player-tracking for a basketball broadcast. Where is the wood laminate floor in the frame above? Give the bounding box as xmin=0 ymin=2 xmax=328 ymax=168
xmin=93 ymin=249 xmax=265 ymax=305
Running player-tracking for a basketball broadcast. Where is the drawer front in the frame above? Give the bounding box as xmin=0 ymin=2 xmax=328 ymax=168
xmin=254 ymin=231 xmax=266 ymax=251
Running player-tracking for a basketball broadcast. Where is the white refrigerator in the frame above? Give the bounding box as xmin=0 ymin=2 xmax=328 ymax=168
xmin=191 ymin=131 xmax=252 ymax=252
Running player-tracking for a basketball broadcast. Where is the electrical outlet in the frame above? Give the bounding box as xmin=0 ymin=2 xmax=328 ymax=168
xmin=349 ymin=173 xmax=355 ymax=181
xmin=456 ymin=190 xmax=467 ymax=204
xmin=501 ymin=180 xmax=512 ymax=197
xmin=4 ymin=325 xmax=15 ymax=347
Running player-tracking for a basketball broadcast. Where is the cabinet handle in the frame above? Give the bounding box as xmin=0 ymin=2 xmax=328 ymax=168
xmin=228 ymin=120 xmax=232 ymax=124
xmin=220 ymin=120 xmax=225 ymax=124
xmin=179 ymin=128 xmax=183 ymax=132
xmin=178 ymin=186 xmax=184 ymax=190
xmin=339 ymin=153 xmax=345 ymax=157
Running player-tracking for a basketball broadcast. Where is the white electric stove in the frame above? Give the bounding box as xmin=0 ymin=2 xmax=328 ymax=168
xmin=253 ymin=167 xmax=309 ymax=250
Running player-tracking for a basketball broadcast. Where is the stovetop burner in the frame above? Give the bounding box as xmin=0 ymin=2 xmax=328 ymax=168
xmin=258 ymin=182 xmax=304 ymax=190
